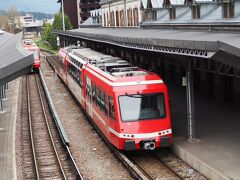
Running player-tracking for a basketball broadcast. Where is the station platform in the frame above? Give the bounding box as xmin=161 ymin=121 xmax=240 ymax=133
xmin=169 ymin=83 xmax=240 ymax=180
xmin=0 ymin=79 xmax=19 ymax=180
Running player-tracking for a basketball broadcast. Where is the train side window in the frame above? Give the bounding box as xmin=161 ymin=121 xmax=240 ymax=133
xmin=96 ymin=87 xmax=100 ymax=107
xmin=103 ymin=92 xmax=107 ymax=116
xmin=67 ymin=57 xmax=82 ymax=88
xmin=109 ymin=96 xmax=116 ymax=120
xmin=79 ymin=70 xmax=82 ymax=87
xmin=100 ymin=91 xmax=107 ymax=116
xmin=92 ymin=83 xmax=96 ymax=104
xmin=99 ymin=90 xmax=103 ymax=112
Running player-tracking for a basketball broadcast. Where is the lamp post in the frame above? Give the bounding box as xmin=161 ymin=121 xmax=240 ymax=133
xmin=61 ymin=0 xmax=65 ymax=31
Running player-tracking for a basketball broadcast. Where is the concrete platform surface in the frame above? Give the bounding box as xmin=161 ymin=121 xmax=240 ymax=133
xmin=0 ymin=79 xmax=19 ymax=180
xmin=169 ymin=83 xmax=240 ymax=180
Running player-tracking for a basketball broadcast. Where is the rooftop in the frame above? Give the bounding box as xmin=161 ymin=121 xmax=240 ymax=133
xmin=0 ymin=31 xmax=34 ymax=85
xmin=55 ymin=28 xmax=240 ymax=57
xmin=68 ymin=47 xmax=151 ymax=77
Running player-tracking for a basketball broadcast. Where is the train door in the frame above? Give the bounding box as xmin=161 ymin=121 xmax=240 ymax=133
xmin=108 ymin=95 xmax=118 ymax=145
xmin=86 ymin=76 xmax=93 ymax=118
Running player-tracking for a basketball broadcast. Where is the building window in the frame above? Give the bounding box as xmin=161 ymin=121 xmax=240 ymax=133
xmin=133 ymin=8 xmax=139 ymax=26
xmin=223 ymin=2 xmax=234 ymax=18
xmin=107 ymin=12 xmax=110 ymax=26
xmin=169 ymin=8 xmax=176 ymax=19
xmin=152 ymin=10 xmax=157 ymax=21
xmin=127 ymin=9 xmax=133 ymax=26
xmin=192 ymin=5 xmax=200 ymax=19
xmin=147 ymin=11 xmax=152 ymax=20
xmin=120 ymin=10 xmax=125 ymax=26
xmin=142 ymin=10 xmax=148 ymax=21
xmin=103 ymin=13 xmax=106 ymax=26
xmin=116 ymin=11 xmax=120 ymax=26
xmin=110 ymin=11 xmax=115 ymax=26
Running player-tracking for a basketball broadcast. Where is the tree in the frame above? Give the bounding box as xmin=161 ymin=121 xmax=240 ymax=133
xmin=8 ymin=6 xmax=18 ymax=19
xmin=0 ymin=15 xmax=8 ymax=30
xmin=42 ymin=13 xmax=72 ymax=50
xmin=42 ymin=23 xmax=52 ymax=41
xmin=52 ymin=13 xmax=72 ymax=31
xmin=6 ymin=6 xmax=20 ymax=33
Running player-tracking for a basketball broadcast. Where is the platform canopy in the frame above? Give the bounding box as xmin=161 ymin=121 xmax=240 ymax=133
xmin=54 ymin=28 xmax=240 ymax=68
xmin=0 ymin=31 xmax=34 ymax=86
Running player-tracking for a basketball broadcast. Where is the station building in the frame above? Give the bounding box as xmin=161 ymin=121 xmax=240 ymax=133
xmin=88 ymin=0 xmax=240 ymax=28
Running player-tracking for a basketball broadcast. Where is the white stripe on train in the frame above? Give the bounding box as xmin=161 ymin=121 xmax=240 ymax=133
xmin=108 ymin=127 xmax=172 ymax=139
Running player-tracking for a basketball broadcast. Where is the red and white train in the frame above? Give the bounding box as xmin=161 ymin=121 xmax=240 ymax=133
xmin=57 ymin=46 xmax=172 ymax=150
xmin=22 ymin=39 xmax=40 ymax=71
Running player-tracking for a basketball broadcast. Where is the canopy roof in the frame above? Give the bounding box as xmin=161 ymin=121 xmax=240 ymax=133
xmin=0 ymin=31 xmax=34 ymax=86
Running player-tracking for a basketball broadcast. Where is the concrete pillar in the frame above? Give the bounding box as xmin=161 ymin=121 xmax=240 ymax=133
xmin=186 ymin=60 xmax=195 ymax=140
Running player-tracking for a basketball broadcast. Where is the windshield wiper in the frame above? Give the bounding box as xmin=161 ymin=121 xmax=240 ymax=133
xmin=125 ymin=92 xmax=143 ymax=98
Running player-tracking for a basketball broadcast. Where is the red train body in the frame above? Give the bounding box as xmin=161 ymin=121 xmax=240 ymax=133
xmin=22 ymin=39 xmax=40 ymax=71
xmin=57 ymin=46 xmax=172 ymax=150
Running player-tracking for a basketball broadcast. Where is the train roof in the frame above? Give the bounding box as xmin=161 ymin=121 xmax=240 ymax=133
xmin=69 ymin=48 xmax=153 ymax=78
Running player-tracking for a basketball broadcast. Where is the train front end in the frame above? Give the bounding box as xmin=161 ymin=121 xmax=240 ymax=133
xmin=22 ymin=39 xmax=40 ymax=71
xmin=30 ymin=47 xmax=40 ymax=70
xmin=113 ymin=79 xmax=172 ymax=151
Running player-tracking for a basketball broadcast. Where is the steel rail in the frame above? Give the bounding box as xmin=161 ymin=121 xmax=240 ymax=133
xmin=151 ymin=152 xmax=185 ymax=180
xmin=34 ymin=74 xmax=67 ymax=179
xmin=26 ymin=76 xmax=40 ymax=180
xmin=38 ymin=63 xmax=84 ymax=180
xmin=66 ymin=146 xmax=83 ymax=180
xmin=128 ymin=157 xmax=155 ymax=180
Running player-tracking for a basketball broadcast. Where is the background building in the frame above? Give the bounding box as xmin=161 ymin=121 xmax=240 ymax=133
xmin=58 ymin=0 xmax=100 ymax=28
xmin=58 ymin=0 xmax=79 ymax=28
xmin=101 ymin=0 xmax=141 ymax=27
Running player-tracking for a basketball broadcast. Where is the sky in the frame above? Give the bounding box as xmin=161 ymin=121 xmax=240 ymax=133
xmin=0 ymin=0 xmax=60 ymax=14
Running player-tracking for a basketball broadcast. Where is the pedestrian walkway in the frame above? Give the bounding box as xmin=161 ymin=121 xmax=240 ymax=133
xmin=0 ymin=79 xmax=20 ymax=180
xmin=169 ymin=83 xmax=240 ymax=180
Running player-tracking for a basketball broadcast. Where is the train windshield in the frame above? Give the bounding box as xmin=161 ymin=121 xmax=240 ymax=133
xmin=119 ymin=93 xmax=166 ymax=122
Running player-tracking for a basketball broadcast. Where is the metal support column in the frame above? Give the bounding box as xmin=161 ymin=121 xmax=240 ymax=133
xmin=186 ymin=59 xmax=195 ymax=140
xmin=2 ymin=85 xmax=5 ymax=99
xmin=61 ymin=0 xmax=65 ymax=31
xmin=0 ymin=86 xmax=3 ymax=112
xmin=5 ymin=83 xmax=8 ymax=90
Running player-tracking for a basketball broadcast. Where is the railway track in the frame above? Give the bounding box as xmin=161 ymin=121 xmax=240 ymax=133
xmin=127 ymin=151 xmax=185 ymax=180
xmin=45 ymin=54 xmax=206 ymax=180
xmin=21 ymin=74 xmax=83 ymax=179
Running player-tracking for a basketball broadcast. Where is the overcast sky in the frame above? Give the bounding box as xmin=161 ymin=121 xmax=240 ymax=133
xmin=0 ymin=0 xmax=60 ymax=14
